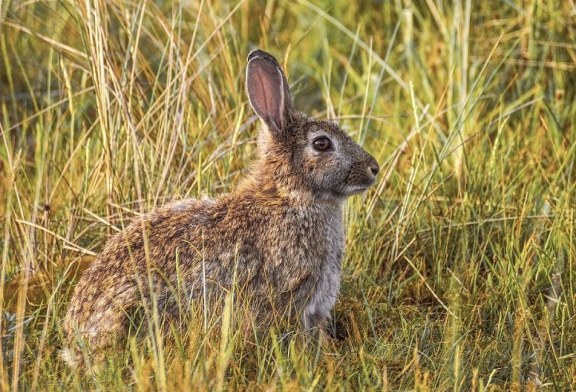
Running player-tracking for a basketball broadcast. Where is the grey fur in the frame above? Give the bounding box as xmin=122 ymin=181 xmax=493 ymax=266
xmin=62 ymin=49 xmax=379 ymax=369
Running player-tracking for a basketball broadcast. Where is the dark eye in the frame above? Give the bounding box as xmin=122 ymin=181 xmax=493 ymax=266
xmin=313 ymin=137 xmax=332 ymax=151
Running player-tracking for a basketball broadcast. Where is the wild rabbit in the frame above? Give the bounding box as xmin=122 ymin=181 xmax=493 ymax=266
xmin=62 ymin=49 xmax=379 ymax=369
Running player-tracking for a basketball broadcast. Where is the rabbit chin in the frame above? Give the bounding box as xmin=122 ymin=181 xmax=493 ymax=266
xmin=340 ymin=184 xmax=372 ymax=196
xmin=334 ymin=184 xmax=371 ymax=198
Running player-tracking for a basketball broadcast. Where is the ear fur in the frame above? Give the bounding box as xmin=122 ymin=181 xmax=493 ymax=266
xmin=246 ymin=50 xmax=293 ymax=133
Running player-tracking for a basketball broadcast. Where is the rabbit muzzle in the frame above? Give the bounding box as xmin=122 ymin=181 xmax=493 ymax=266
xmin=341 ymin=154 xmax=380 ymax=195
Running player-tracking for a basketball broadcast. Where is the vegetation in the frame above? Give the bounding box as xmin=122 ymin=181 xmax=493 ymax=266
xmin=1 ymin=0 xmax=575 ymax=389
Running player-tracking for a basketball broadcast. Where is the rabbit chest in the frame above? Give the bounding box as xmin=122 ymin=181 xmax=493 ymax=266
xmin=278 ymin=204 xmax=345 ymax=329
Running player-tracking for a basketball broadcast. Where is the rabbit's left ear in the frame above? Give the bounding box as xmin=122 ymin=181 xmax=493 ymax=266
xmin=246 ymin=50 xmax=293 ymax=133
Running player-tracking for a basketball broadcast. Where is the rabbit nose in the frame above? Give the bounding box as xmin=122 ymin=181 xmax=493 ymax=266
xmin=367 ymin=159 xmax=379 ymax=179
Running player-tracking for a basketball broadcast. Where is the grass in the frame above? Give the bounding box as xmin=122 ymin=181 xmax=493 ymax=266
xmin=1 ymin=0 xmax=575 ymax=389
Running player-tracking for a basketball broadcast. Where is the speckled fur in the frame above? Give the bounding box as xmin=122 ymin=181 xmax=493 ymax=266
xmin=62 ymin=50 xmax=379 ymax=369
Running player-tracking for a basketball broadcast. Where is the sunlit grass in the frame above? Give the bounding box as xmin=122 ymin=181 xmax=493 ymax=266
xmin=1 ymin=0 xmax=575 ymax=390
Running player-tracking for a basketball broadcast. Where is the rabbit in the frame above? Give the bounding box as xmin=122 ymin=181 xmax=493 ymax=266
xmin=62 ymin=49 xmax=380 ymax=370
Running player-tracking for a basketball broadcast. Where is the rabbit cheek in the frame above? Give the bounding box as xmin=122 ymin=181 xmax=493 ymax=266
xmin=302 ymin=150 xmax=348 ymax=193
xmin=302 ymin=159 xmax=316 ymax=175
xmin=301 ymin=156 xmax=323 ymax=184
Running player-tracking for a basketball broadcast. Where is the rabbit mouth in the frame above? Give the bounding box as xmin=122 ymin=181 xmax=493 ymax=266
xmin=341 ymin=183 xmax=373 ymax=195
xmin=340 ymin=173 xmax=377 ymax=195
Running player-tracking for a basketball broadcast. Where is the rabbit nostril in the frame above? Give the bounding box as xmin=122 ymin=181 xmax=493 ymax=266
xmin=369 ymin=163 xmax=379 ymax=177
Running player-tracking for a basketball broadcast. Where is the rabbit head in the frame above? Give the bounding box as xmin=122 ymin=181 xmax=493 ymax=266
xmin=246 ymin=50 xmax=379 ymax=202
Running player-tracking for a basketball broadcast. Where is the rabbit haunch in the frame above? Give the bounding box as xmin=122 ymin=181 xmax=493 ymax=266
xmin=62 ymin=49 xmax=379 ymax=369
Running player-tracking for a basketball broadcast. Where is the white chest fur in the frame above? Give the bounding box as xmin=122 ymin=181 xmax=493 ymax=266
xmin=302 ymin=207 xmax=345 ymax=331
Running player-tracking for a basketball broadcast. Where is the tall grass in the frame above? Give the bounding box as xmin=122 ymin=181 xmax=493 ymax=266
xmin=1 ymin=0 xmax=575 ymax=389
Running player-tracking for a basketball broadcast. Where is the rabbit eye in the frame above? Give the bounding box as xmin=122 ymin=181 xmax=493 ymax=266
xmin=313 ymin=137 xmax=332 ymax=151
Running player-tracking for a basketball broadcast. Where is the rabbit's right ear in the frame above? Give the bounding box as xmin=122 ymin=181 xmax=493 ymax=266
xmin=246 ymin=50 xmax=293 ymax=133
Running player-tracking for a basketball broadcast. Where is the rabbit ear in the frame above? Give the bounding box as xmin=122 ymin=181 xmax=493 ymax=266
xmin=246 ymin=50 xmax=292 ymax=133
